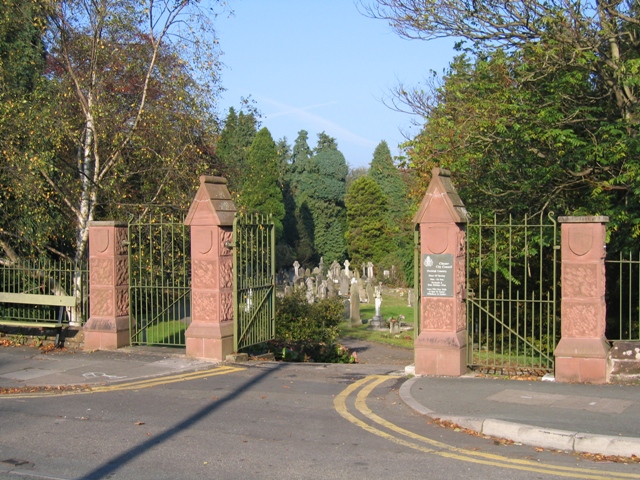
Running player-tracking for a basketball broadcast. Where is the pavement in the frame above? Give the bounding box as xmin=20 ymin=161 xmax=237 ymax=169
xmin=0 ymin=340 xmax=639 ymax=458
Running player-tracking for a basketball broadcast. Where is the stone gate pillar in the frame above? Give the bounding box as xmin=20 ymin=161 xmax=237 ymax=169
xmin=84 ymin=221 xmax=130 ymax=350
xmin=413 ymin=168 xmax=469 ymax=376
xmin=184 ymin=176 xmax=236 ymax=361
xmin=555 ymin=216 xmax=610 ymax=383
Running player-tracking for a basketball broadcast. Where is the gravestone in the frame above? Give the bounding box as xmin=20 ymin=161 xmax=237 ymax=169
xmin=407 ymin=288 xmax=414 ymax=307
xmin=305 ymin=277 xmax=315 ymax=304
xmin=339 ymin=274 xmax=350 ymax=296
xmin=349 ymin=282 xmax=361 ymax=326
xmin=366 ymin=284 xmax=375 ymax=304
xmin=327 ymin=280 xmax=336 ymax=298
xmin=369 ymin=284 xmax=385 ymax=328
xmin=343 ymin=259 xmax=351 ymax=278
xmin=330 ymin=261 xmax=341 ymax=282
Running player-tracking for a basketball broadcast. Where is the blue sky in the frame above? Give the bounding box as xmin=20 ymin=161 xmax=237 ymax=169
xmin=216 ymin=1 xmax=456 ymax=169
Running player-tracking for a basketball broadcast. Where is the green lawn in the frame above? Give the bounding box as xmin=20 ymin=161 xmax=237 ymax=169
xmin=339 ymin=287 xmax=415 ymax=349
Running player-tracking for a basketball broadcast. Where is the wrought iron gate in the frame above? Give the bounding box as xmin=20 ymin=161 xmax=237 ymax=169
xmin=233 ymin=213 xmax=276 ymax=352
xmin=466 ymin=212 xmax=560 ymax=372
xmin=128 ymin=211 xmax=191 ymax=346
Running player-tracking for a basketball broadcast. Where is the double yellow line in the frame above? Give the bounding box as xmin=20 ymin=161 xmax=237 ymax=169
xmin=1 ymin=365 xmax=245 ymax=399
xmin=334 ymin=375 xmax=640 ymax=480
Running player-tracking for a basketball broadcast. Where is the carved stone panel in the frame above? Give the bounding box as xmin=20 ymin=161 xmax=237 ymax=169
xmin=192 ymin=291 xmax=218 ymax=323
xmin=114 ymin=258 xmax=129 ymax=286
xmin=91 ymin=289 xmax=114 ymax=317
xmin=115 ymin=288 xmax=129 ymax=316
xmin=563 ymin=264 xmax=598 ymax=298
xmin=192 ymin=260 xmax=217 ymax=290
xmin=422 ymin=299 xmax=454 ymax=330
xmin=220 ymin=292 xmax=233 ymax=322
xmin=562 ymin=302 xmax=603 ymax=337
xmin=90 ymin=258 xmax=113 ymax=286
xmin=220 ymin=229 xmax=233 ymax=257
xmin=114 ymin=227 xmax=128 ymax=255
xmin=219 ymin=257 xmax=233 ymax=289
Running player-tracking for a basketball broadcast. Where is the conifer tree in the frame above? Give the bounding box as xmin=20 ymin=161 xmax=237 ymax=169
xmin=345 ymin=176 xmax=392 ymax=266
xmin=238 ymin=127 xmax=285 ymax=240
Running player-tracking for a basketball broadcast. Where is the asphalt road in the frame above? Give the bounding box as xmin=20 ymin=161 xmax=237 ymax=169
xmin=1 ymin=362 xmax=639 ymax=480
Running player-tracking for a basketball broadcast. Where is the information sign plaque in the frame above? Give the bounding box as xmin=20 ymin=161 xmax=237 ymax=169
xmin=422 ymin=254 xmax=454 ymax=297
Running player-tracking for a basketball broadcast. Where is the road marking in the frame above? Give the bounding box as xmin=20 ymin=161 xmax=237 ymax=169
xmin=0 ymin=365 xmax=245 ymax=399
xmin=335 ymin=375 xmax=640 ymax=479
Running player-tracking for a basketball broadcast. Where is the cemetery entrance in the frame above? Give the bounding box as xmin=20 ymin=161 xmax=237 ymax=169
xmin=465 ymin=213 xmax=560 ymax=373
xmin=128 ymin=211 xmax=191 ymax=346
xmin=233 ymin=213 xmax=276 ymax=352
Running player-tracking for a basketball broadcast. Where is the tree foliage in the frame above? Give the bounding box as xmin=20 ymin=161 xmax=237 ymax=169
xmin=238 ymin=127 xmax=286 ymax=240
xmin=366 ymin=0 xmax=640 ymax=248
xmin=217 ymin=107 xmax=259 ymax=194
xmin=1 ymin=0 xmax=224 ymax=276
xmin=345 ymin=175 xmax=392 ymax=266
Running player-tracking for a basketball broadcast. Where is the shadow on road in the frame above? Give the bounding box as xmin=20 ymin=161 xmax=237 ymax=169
xmin=78 ymin=364 xmax=283 ymax=480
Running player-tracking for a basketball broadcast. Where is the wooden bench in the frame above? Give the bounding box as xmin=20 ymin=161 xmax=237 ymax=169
xmin=0 ymin=292 xmax=77 ymax=346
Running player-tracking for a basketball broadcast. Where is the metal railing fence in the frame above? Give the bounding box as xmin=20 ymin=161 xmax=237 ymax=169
xmin=0 ymin=257 xmax=89 ymax=325
xmin=606 ymin=252 xmax=640 ymax=341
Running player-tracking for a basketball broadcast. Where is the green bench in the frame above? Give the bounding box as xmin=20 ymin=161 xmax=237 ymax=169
xmin=0 ymin=292 xmax=76 ymax=346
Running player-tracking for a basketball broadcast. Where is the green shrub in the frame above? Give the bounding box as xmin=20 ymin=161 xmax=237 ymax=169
xmin=271 ymin=291 xmax=354 ymax=363
xmin=275 ymin=291 xmax=343 ymax=344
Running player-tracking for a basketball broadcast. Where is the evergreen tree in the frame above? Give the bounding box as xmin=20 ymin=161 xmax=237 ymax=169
xmin=238 ymin=127 xmax=286 ymax=240
xmin=370 ymin=141 xmax=410 ymax=224
xmin=217 ymin=107 xmax=259 ymax=194
xmin=291 ymin=130 xmax=313 ymax=166
xmin=345 ymin=176 xmax=392 ymax=266
xmin=314 ymin=131 xmax=338 ymax=153
xmin=369 ymin=140 xmax=414 ymax=284
xmin=297 ymin=148 xmax=348 ymax=262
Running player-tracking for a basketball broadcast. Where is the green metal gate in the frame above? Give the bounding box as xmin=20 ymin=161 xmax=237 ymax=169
xmin=128 ymin=211 xmax=191 ymax=346
xmin=233 ymin=213 xmax=276 ymax=352
xmin=466 ymin=212 xmax=560 ymax=372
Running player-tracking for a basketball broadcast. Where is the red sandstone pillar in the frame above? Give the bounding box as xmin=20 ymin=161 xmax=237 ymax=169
xmin=84 ymin=221 xmax=130 ymax=350
xmin=184 ymin=176 xmax=236 ymax=361
xmin=555 ymin=216 xmax=610 ymax=383
xmin=413 ymin=168 xmax=469 ymax=376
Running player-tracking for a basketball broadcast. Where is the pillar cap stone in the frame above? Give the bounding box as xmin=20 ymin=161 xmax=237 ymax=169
xmin=413 ymin=167 xmax=469 ymax=224
xmin=185 ymin=175 xmax=236 ymax=227
xmin=558 ymin=216 xmax=609 ymax=224
xmin=89 ymin=221 xmax=128 ymax=227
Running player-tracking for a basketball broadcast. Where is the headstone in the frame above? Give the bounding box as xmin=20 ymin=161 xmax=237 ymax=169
xmin=284 ymin=285 xmax=293 ymax=297
xmin=369 ymin=284 xmax=385 ymax=328
xmin=344 ymin=298 xmax=350 ymax=320
xmin=390 ymin=319 xmax=400 ymax=335
xmin=304 ymin=268 xmax=311 ymax=278
xmin=305 ymin=277 xmax=315 ymax=304
xmin=318 ymin=257 xmax=325 ymax=276
xmin=367 ymin=262 xmax=374 ymax=279
xmin=366 ymin=284 xmax=375 ymax=305
xmin=357 ymin=278 xmax=367 ymax=303
xmin=383 ymin=270 xmax=390 ymax=278
xmin=244 ymin=288 xmax=253 ymax=313
xmin=330 ymin=261 xmax=341 ymax=282
xmin=293 ymin=261 xmax=300 ymax=278
xmin=349 ymin=282 xmax=361 ymax=326
xmin=318 ymin=280 xmax=328 ymax=300
xmin=339 ymin=274 xmax=350 ymax=296
xmin=407 ymin=288 xmax=414 ymax=307
xmin=327 ymin=280 xmax=336 ymax=298
xmin=343 ymin=259 xmax=351 ymax=278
